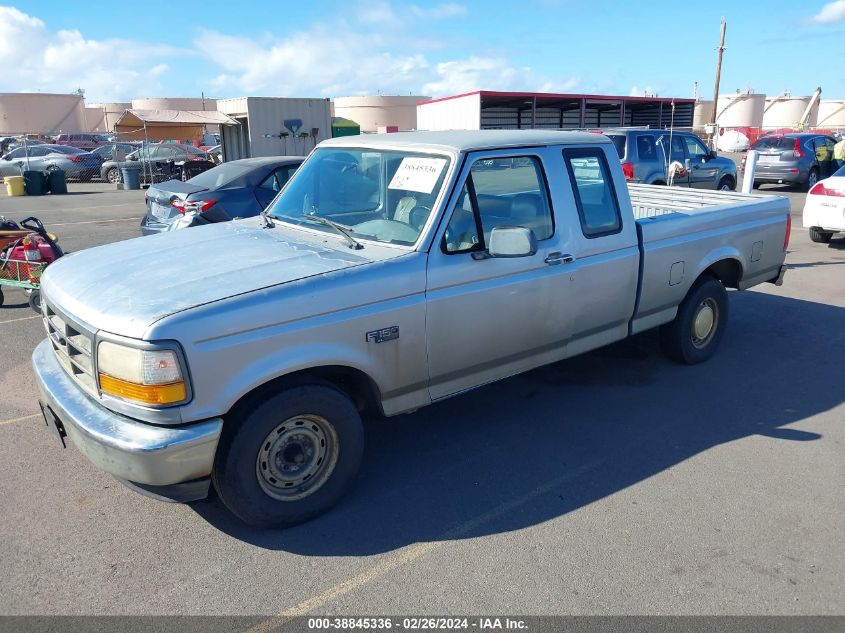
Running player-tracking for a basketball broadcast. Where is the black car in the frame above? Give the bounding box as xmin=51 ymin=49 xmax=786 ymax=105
xmin=140 ymin=156 xmax=305 ymax=235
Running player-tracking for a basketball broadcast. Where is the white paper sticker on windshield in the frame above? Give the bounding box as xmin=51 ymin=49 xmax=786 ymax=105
xmin=388 ymin=157 xmax=447 ymax=194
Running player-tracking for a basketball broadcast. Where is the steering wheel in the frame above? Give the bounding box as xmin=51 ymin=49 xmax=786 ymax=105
xmin=408 ymin=205 xmax=431 ymax=231
xmin=353 ymin=219 xmax=419 ymax=243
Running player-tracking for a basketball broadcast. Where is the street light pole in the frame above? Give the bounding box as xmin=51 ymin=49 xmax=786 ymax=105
xmin=710 ymin=18 xmax=727 ymax=127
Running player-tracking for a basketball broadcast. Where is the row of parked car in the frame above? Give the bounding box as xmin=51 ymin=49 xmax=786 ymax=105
xmin=0 ymin=141 xmax=217 ymax=183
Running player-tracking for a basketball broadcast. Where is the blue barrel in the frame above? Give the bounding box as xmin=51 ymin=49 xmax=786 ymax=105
xmin=22 ymin=170 xmax=47 ymax=195
xmin=121 ymin=165 xmax=141 ymax=190
xmin=46 ymin=169 xmax=68 ymax=194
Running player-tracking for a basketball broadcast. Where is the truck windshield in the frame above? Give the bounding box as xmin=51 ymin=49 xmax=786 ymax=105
xmin=266 ymin=148 xmax=451 ymax=247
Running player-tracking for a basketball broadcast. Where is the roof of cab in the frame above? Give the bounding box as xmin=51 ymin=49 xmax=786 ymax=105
xmin=318 ymin=129 xmax=610 ymax=153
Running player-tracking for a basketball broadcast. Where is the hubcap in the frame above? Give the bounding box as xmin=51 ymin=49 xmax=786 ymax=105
xmin=691 ymin=298 xmax=718 ymax=348
xmin=255 ymin=414 xmax=338 ymax=501
xmin=107 ymin=169 xmax=120 ymax=183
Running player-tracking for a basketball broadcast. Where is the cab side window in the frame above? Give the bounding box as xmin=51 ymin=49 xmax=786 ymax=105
xmin=563 ymin=148 xmax=622 ymax=238
xmin=443 ymin=156 xmax=554 ymax=253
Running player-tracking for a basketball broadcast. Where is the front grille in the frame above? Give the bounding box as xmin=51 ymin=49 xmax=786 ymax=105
xmin=42 ymin=299 xmax=98 ymax=397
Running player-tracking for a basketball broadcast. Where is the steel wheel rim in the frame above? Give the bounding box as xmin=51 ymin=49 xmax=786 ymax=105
xmin=691 ymin=298 xmax=718 ymax=348
xmin=255 ymin=414 xmax=339 ymax=501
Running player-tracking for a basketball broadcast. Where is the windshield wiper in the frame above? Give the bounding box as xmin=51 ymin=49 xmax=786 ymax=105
xmin=304 ymin=212 xmax=363 ymax=250
xmin=260 ymin=205 xmax=275 ymax=228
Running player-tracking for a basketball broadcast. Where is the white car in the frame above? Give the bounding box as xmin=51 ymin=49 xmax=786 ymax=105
xmin=803 ymin=164 xmax=845 ymax=243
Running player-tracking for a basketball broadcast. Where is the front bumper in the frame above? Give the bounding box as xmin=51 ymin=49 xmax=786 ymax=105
xmin=32 ymin=339 xmax=222 ymax=487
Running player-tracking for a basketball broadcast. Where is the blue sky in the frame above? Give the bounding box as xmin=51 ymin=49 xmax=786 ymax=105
xmin=2 ymin=1 xmax=844 ymax=102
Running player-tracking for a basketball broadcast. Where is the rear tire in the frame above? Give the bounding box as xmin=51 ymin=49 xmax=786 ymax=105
xmin=805 ymin=168 xmax=819 ymax=192
xmin=212 ymin=382 xmax=364 ymax=528
xmin=660 ymin=276 xmax=728 ymax=365
xmin=809 ymin=227 xmax=833 ymax=243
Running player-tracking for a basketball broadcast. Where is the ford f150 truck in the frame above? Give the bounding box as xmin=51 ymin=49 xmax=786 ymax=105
xmin=32 ymin=130 xmax=790 ymax=527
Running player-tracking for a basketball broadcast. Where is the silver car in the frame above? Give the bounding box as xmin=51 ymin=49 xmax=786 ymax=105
xmin=0 ymin=144 xmax=101 ymax=180
xmin=748 ymin=133 xmax=836 ymax=191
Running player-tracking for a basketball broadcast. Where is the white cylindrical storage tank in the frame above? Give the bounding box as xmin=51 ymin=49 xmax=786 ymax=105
xmin=715 ymin=92 xmax=765 ymax=128
xmin=692 ymin=100 xmax=714 ymax=130
xmin=334 ymin=96 xmax=430 ymax=132
xmin=763 ymin=95 xmax=818 ymax=129
xmin=817 ymin=99 xmax=845 ymax=129
xmin=0 ymin=92 xmax=86 ymax=134
xmin=87 ymin=102 xmax=131 ymax=132
xmin=131 ymin=97 xmax=216 ymax=111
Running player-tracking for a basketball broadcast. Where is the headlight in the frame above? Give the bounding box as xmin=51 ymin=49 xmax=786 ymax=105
xmin=97 ymin=340 xmax=187 ymax=406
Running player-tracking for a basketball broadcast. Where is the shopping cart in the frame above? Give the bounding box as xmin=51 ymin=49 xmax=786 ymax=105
xmin=0 ymin=216 xmax=63 ymax=312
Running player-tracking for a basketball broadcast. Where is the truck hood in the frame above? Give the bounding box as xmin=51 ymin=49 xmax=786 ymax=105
xmin=41 ymin=219 xmax=378 ymax=339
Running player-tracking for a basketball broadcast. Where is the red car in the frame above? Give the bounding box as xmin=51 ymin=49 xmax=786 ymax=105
xmin=54 ymin=133 xmax=106 ymax=151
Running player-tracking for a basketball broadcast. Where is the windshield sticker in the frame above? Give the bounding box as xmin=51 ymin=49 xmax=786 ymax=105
xmin=388 ymin=157 xmax=447 ymax=194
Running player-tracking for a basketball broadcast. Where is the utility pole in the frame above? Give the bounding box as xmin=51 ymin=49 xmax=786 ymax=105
xmin=710 ymin=18 xmax=727 ymax=126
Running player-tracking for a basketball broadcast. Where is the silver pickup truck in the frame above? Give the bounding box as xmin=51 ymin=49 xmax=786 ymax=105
xmin=32 ymin=130 xmax=790 ymax=527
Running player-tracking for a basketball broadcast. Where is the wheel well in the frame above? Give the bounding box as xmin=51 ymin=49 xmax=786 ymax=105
xmin=719 ymin=174 xmax=735 ymax=186
xmin=228 ymin=366 xmax=383 ymax=420
xmin=652 ymin=180 xmax=666 ymax=186
xmin=702 ymin=258 xmax=742 ymax=289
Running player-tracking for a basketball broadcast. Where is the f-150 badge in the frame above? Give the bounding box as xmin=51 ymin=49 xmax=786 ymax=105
xmin=366 ymin=326 xmax=399 ymax=343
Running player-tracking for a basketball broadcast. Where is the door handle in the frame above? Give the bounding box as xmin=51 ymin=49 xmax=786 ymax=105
xmin=544 ymin=252 xmax=575 ymax=266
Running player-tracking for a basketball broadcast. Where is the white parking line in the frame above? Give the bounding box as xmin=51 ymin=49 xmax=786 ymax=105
xmin=50 ymin=216 xmax=141 ymax=227
xmin=0 ymin=315 xmax=40 ymax=325
xmin=0 ymin=413 xmax=41 ymax=427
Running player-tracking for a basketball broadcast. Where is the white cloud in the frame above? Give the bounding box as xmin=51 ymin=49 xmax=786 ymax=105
xmin=812 ymin=0 xmax=845 ymax=23
xmin=410 ymin=3 xmax=467 ymax=19
xmin=0 ymin=6 xmax=178 ymax=101
xmin=629 ymin=85 xmax=657 ymax=97
xmin=359 ymin=1 xmax=401 ymax=25
xmin=423 ymin=56 xmax=579 ymax=96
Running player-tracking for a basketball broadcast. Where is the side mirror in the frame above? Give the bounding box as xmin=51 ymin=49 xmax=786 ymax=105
xmin=486 ymin=226 xmax=537 ymax=258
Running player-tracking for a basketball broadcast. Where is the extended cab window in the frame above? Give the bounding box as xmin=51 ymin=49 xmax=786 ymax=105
xmin=444 ymin=156 xmax=553 ymax=253
xmin=563 ymin=148 xmax=622 ymax=238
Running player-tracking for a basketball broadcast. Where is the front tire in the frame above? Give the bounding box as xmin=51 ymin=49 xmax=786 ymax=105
xmin=660 ymin=276 xmax=728 ymax=365
xmin=28 ymin=290 xmax=41 ymax=313
xmin=809 ymin=227 xmax=833 ymax=243
xmin=212 ymin=382 xmax=364 ymax=528
xmin=106 ymin=167 xmax=121 ymax=184
xmin=718 ymin=176 xmax=734 ymax=191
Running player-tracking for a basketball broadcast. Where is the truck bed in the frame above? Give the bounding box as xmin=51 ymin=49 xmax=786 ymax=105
xmin=625 ymin=184 xmax=791 ymax=335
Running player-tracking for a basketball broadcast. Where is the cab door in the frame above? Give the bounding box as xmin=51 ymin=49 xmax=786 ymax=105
xmin=683 ymin=135 xmax=719 ymax=188
xmin=425 ymin=148 xmax=578 ymax=400
xmin=658 ymin=134 xmax=690 ymax=186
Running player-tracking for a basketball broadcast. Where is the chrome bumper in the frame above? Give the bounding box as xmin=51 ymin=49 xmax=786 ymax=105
xmin=32 ymin=339 xmax=222 ymax=486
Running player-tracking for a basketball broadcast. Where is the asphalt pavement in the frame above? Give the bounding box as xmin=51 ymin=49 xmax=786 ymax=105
xmin=0 ymin=181 xmax=843 ymax=617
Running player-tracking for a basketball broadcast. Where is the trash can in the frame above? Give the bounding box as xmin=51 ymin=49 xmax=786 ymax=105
xmin=22 ymin=170 xmax=47 ymax=196
xmin=46 ymin=169 xmax=68 ymax=194
xmin=121 ymin=165 xmax=141 ymax=190
xmin=4 ymin=175 xmax=25 ymax=196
